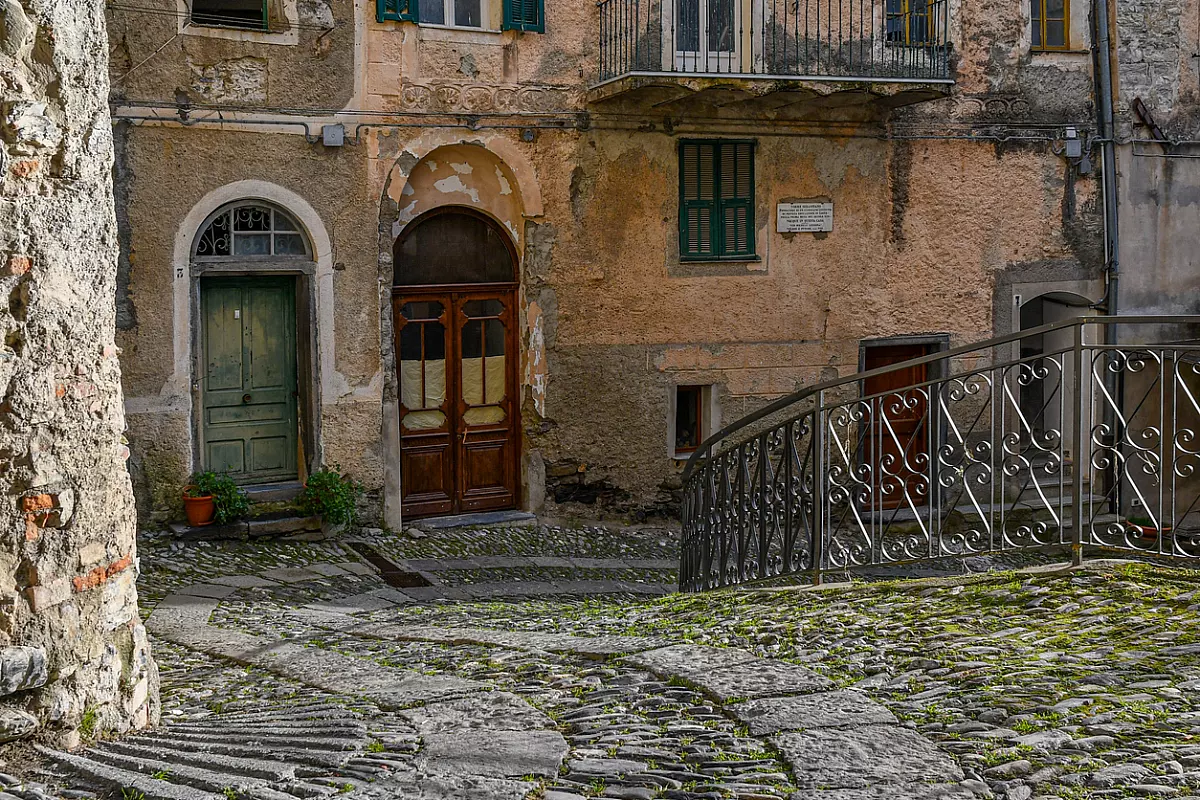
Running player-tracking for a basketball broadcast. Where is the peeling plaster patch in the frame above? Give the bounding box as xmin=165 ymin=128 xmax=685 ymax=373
xmin=450 ymin=162 xmax=474 ymax=175
xmin=401 ymin=182 xmax=415 ymax=197
xmin=187 ymin=56 xmax=268 ymax=104
xmin=525 ymin=301 xmax=547 ymax=417
xmin=505 ymin=220 xmax=521 ymax=242
xmin=297 ymin=0 xmax=333 ymax=27
xmin=434 ymin=175 xmax=480 ymax=203
xmin=496 ymin=167 xmax=513 ymax=196
xmin=426 ymin=160 xmax=439 ymax=172
xmin=398 ymin=199 xmax=418 ymax=223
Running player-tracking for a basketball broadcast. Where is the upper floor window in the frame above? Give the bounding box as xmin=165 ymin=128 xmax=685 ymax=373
xmin=679 ymin=140 xmax=756 ymax=262
xmin=1031 ymin=0 xmax=1068 ymax=49
xmin=376 ymin=0 xmax=542 ymax=30
xmin=191 ymin=0 xmax=268 ymax=30
xmin=194 ymin=203 xmax=311 ymax=260
xmin=885 ymin=0 xmax=936 ymax=45
xmin=420 ymin=0 xmax=483 ymax=27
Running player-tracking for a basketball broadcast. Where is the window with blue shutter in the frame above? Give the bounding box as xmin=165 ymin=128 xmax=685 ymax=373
xmin=679 ymin=140 xmax=756 ymax=261
xmin=502 ymin=0 xmax=543 ymax=32
xmin=377 ymin=0 xmax=416 ymax=23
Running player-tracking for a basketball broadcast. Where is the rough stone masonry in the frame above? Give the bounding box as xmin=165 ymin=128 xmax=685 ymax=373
xmin=0 ymin=0 xmax=157 ymax=747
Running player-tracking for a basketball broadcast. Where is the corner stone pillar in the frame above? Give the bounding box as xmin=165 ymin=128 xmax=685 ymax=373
xmin=0 ymin=0 xmax=158 ymax=747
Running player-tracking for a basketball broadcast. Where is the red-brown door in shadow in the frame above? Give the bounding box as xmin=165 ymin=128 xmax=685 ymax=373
xmin=394 ymin=290 xmax=519 ymax=519
xmin=863 ymin=343 xmax=932 ymax=511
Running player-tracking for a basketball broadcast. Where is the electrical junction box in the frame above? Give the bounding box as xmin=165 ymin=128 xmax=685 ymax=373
xmin=322 ymin=124 xmax=345 ymax=147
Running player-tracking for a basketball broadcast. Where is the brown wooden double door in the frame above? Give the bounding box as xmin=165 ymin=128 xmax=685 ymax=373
xmin=863 ymin=343 xmax=933 ymax=511
xmin=395 ymin=288 xmax=519 ymax=518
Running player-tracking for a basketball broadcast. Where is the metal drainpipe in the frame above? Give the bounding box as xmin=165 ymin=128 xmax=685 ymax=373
xmin=1093 ymin=0 xmax=1122 ymax=521
xmin=1094 ymin=0 xmax=1119 ymax=320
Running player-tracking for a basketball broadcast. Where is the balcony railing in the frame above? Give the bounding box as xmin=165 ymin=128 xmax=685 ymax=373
xmin=596 ymin=0 xmax=951 ymax=85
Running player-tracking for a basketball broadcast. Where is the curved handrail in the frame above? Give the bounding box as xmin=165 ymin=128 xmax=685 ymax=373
xmin=681 ymin=315 xmax=1200 ymax=483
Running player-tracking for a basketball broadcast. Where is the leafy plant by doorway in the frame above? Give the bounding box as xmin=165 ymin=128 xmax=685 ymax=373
xmin=297 ymin=467 xmax=362 ymax=525
xmin=187 ymin=471 xmax=250 ymax=524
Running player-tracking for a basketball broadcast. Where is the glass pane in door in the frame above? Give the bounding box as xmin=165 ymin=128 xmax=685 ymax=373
xmin=399 ymin=301 xmax=447 ymax=431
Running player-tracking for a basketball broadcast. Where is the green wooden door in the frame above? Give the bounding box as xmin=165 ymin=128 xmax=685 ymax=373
xmin=201 ymin=276 xmax=299 ymax=484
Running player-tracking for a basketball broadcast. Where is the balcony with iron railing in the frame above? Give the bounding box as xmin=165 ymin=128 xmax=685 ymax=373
xmin=591 ymin=0 xmax=954 ymax=110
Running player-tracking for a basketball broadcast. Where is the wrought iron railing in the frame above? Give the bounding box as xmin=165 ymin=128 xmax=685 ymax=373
xmin=596 ymin=0 xmax=952 ymax=84
xmin=680 ymin=317 xmax=1200 ymax=591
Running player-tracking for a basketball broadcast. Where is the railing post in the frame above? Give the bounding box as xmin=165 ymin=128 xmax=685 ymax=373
xmin=811 ymin=392 xmax=826 ymax=586
xmin=1071 ymin=321 xmax=1085 ymax=567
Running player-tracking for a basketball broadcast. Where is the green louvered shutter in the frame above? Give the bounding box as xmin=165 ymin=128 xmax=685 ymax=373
xmin=680 ymin=142 xmax=718 ymax=260
xmin=377 ymin=0 xmax=416 ymax=23
xmin=717 ymin=142 xmax=755 ymax=258
xmin=502 ymin=0 xmax=544 ymax=32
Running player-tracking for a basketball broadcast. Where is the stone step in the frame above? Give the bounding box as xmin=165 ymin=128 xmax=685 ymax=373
xmin=41 ymin=748 xmax=226 ymax=800
xmin=191 ymin=703 xmax=362 ymax=724
xmin=153 ymin=729 xmax=361 ymax=751
xmin=131 ymin=735 xmax=354 ymax=769
xmin=244 ymin=481 xmax=304 ymax=505
xmin=94 ymin=740 xmax=302 ymax=782
xmin=168 ymin=516 xmax=323 ymax=542
xmin=166 ymin=721 xmax=367 ymax=737
xmin=80 ymin=748 xmax=278 ymax=795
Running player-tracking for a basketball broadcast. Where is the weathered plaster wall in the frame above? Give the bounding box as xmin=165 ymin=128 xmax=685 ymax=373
xmin=116 ymin=128 xmax=383 ymax=519
xmin=1113 ymin=0 xmax=1200 ymax=318
xmin=0 ymin=0 xmax=156 ymax=746
xmin=111 ymin=0 xmax=1107 ymax=520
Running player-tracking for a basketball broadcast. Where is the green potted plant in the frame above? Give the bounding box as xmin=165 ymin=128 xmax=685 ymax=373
xmin=297 ymin=466 xmax=362 ymax=532
xmin=183 ymin=471 xmax=250 ymax=527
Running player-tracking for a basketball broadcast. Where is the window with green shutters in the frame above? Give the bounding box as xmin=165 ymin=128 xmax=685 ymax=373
xmin=377 ymin=0 xmax=543 ymax=29
xmin=503 ymin=0 xmax=543 ymax=31
xmin=679 ymin=140 xmax=756 ymax=261
xmin=376 ymin=0 xmax=414 ymax=22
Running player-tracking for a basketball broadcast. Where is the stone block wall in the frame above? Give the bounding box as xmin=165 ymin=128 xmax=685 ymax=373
xmin=0 ymin=0 xmax=157 ymax=747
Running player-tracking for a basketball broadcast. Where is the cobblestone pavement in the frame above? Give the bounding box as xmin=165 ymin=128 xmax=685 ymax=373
xmin=5 ymin=523 xmax=1200 ymax=800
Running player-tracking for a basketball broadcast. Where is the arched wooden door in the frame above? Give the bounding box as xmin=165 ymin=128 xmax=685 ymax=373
xmin=393 ymin=209 xmax=520 ymax=518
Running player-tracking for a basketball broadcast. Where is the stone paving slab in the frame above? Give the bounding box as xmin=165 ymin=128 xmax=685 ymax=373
xmin=773 ymin=726 xmax=964 ymax=790
xmin=398 ymin=693 xmax=553 ymax=735
xmin=731 ymin=690 xmax=898 ymax=734
xmin=209 ymin=574 xmax=281 ymax=588
xmin=305 ymin=563 xmax=350 ymax=577
xmin=146 ymin=595 xmax=220 ymax=631
xmin=345 ymin=772 xmax=535 ymax=800
xmin=259 ymin=567 xmax=321 ymax=584
xmin=698 ymin=659 xmax=836 ymax=700
xmin=800 ymin=785 xmax=977 ymax=800
xmin=356 ymin=623 xmax=668 ymax=656
xmin=416 ymin=730 xmax=569 ymax=779
xmin=335 ymin=560 xmax=377 ymax=576
xmin=304 ymin=592 xmax=399 ymax=614
xmin=176 ymin=583 xmax=242 ymax=599
xmin=624 ymin=644 xmax=761 ymax=676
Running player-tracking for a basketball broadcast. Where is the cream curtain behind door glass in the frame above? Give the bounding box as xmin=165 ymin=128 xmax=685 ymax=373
xmin=400 ymin=359 xmax=446 ymax=430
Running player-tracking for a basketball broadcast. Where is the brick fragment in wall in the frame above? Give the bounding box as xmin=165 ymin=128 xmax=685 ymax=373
xmin=72 ymin=555 xmax=133 ymax=594
xmin=0 ymin=646 xmax=47 ymax=696
xmin=3 ymin=255 xmax=30 ymax=276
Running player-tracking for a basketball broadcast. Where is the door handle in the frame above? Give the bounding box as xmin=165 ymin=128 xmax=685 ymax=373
xmin=242 ymin=394 xmax=252 ymax=404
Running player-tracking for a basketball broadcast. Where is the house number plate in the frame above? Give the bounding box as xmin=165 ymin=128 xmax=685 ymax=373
xmin=777 ymin=202 xmax=833 ymax=233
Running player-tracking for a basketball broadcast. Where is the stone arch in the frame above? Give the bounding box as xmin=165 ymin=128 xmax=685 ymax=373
xmin=377 ymin=139 xmax=540 ymax=529
xmin=167 ymin=180 xmax=336 ymax=474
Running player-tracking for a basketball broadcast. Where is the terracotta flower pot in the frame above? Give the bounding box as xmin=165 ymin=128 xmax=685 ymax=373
xmin=1129 ymin=521 xmax=1171 ymax=540
xmin=183 ymin=489 xmax=215 ymax=527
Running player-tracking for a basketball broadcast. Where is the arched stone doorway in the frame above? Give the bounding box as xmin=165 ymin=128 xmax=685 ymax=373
xmin=392 ymin=207 xmax=521 ymax=518
xmin=191 ymin=200 xmax=317 ymax=485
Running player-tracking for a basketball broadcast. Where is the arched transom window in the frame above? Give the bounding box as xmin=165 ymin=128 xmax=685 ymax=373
xmin=194 ymin=203 xmax=311 ymax=259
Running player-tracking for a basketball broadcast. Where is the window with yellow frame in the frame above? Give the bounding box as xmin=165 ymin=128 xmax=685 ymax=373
xmin=885 ymin=0 xmax=935 ymax=45
xmin=1031 ymin=0 xmax=1068 ymax=49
